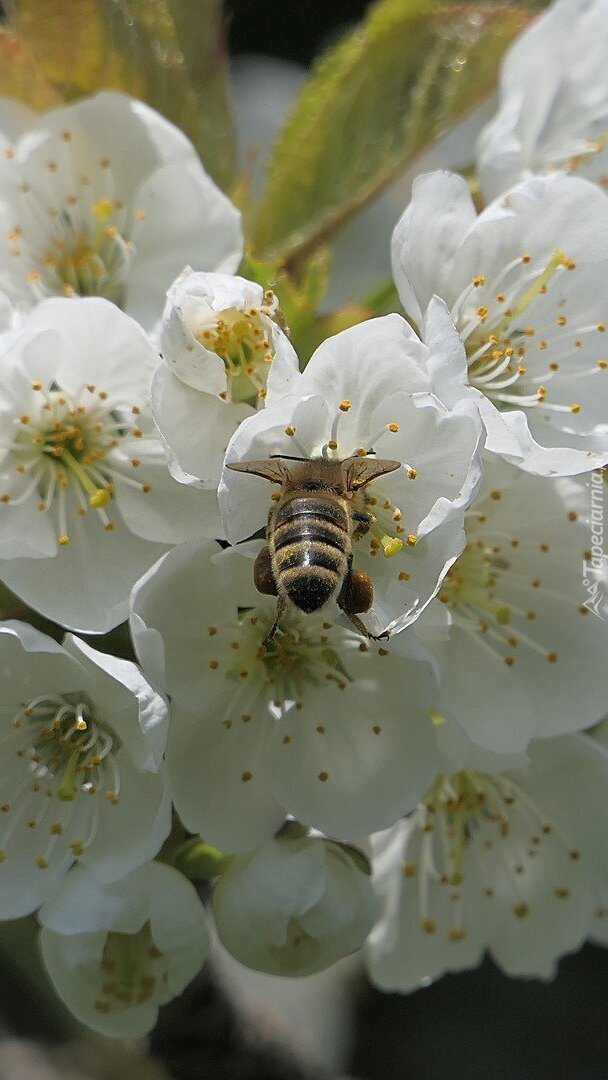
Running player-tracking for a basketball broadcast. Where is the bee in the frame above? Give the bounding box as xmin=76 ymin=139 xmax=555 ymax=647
xmin=226 ymin=454 xmax=401 ymax=641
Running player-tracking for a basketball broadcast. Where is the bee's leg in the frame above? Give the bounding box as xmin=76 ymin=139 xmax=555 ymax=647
xmin=337 ymin=559 xmax=390 ymax=641
xmin=253 ymin=545 xmax=278 ymax=596
xmin=263 ymin=595 xmax=288 ymax=647
xmin=351 ymin=508 xmax=374 ymax=542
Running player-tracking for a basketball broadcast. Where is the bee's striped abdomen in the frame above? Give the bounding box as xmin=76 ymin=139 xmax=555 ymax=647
xmin=271 ymin=496 xmax=350 ymax=613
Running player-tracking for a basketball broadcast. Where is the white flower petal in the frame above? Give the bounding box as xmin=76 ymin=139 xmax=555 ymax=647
xmin=151 ymin=365 xmax=252 ymax=489
xmin=393 ymin=170 xmax=608 ymax=473
xmin=40 ymin=861 xmax=210 ymax=1036
xmin=269 ymin=651 xmax=438 ymax=839
xmin=477 ymin=0 xmax=608 ymax=199
xmin=213 ymin=837 xmax=377 ymax=976
xmin=168 ymin=702 xmax=285 ymax=853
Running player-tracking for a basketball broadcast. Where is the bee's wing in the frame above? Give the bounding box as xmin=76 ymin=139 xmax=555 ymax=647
xmin=226 ymin=459 xmax=289 ymax=484
xmin=343 ymin=457 xmax=401 ymax=491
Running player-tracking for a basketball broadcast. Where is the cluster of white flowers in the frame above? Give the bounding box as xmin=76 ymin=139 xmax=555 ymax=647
xmin=0 ymin=0 xmax=606 ymax=1038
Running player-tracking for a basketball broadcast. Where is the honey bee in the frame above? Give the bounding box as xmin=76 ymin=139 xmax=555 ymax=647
xmin=227 ymin=454 xmax=401 ymax=640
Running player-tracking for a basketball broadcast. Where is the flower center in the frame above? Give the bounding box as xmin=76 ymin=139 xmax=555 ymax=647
xmin=3 ymin=384 xmax=151 ymax=545
xmin=32 ymin=199 xmax=134 ymax=303
xmin=452 ymin=248 xmax=604 ymax=418
xmin=224 ymin=606 xmax=346 ymax=706
xmin=440 ymin=541 xmax=512 ymax=626
xmin=401 ymin=769 xmax=580 ymax=940
xmin=95 ymin=920 xmax=168 ymax=1014
xmin=5 ymin=131 xmax=141 ymax=304
xmin=196 ymin=292 xmax=278 ymax=405
xmin=438 ymin=508 xmax=561 ymax=667
xmin=0 ymin=691 xmax=120 ymax=869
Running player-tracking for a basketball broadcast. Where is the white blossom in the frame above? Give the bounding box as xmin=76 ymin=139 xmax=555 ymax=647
xmin=392 ymin=170 xmax=608 ymax=476
xmin=0 ymin=297 xmax=220 ymax=632
xmin=153 ymin=269 xmax=298 ymax=487
xmin=130 ymin=538 xmax=439 ymax=852
xmin=414 ymin=461 xmax=608 ymax=752
xmin=0 ymin=621 xmax=170 ymax=920
xmin=477 ymin=0 xmax=608 ymax=201
xmin=39 ymin=861 xmax=210 ymax=1036
xmin=213 ymin=833 xmax=377 ymax=977
xmin=0 ymin=91 xmax=242 ymax=331
xmin=219 ymin=311 xmax=484 ymax=637
xmin=366 ymin=721 xmax=608 ymax=991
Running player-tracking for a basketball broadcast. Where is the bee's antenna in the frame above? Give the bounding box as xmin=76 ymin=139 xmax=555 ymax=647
xmin=269 ymin=454 xmax=310 ymax=462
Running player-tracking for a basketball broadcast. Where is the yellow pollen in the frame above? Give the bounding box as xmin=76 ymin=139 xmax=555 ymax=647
xmin=398 ymin=571 xmax=411 ymax=581
xmin=477 ymin=306 xmax=488 ymax=319
xmin=496 ymin=292 xmax=506 ymax=303
xmin=406 ymin=534 xmax=417 ymax=547
xmin=381 ymin=535 xmax=404 ymax=557
xmin=570 ymin=402 xmax=581 ymax=413
xmin=387 ymin=423 xmax=399 ymax=433
xmin=422 ymin=919 xmax=436 ymax=934
xmin=284 ymin=425 xmax=297 ymax=436
xmin=473 ymin=276 xmax=485 ymax=287
xmin=318 ymin=771 xmax=329 ymax=782
xmin=599 ymin=360 xmax=608 ymax=369
xmin=58 ymin=534 xmax=70 ymax=545
xmin=513 ymin=903 xmax=529 ymax=919
xmin=547 ymin=651 xmax=559 ymax=662
xmin=565 ymin=259 xmax=576 ymax=270
xmin=327 ymin=439 xmax=338 ymax=450
xmin=241 ymin=771 xmax=253 ymax=782
xmin=31 ymin=381 xmax=42 ymax=391
xmin=90 ymin=488 xmax=111 ymax=508
xmin=134 ymin=208 xmax=146 ymax=221
xmin=92 ymin=199 xmax=114 ymax=221
xmin=557 ymin=316 xmax=568 ymax=326
xmin=339 ymin=400 xmax=351 ymax=412
xmin=521 ymin=254 xmax=531 ymax=264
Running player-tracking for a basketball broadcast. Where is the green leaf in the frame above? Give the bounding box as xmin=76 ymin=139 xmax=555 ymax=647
xmin=252 ymin=0 xmax=532 ymax=262
xmin=240 ymin=249 xmax=331 ymax=359
xmin=5 ymin=0 xmax=235 ymax=189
